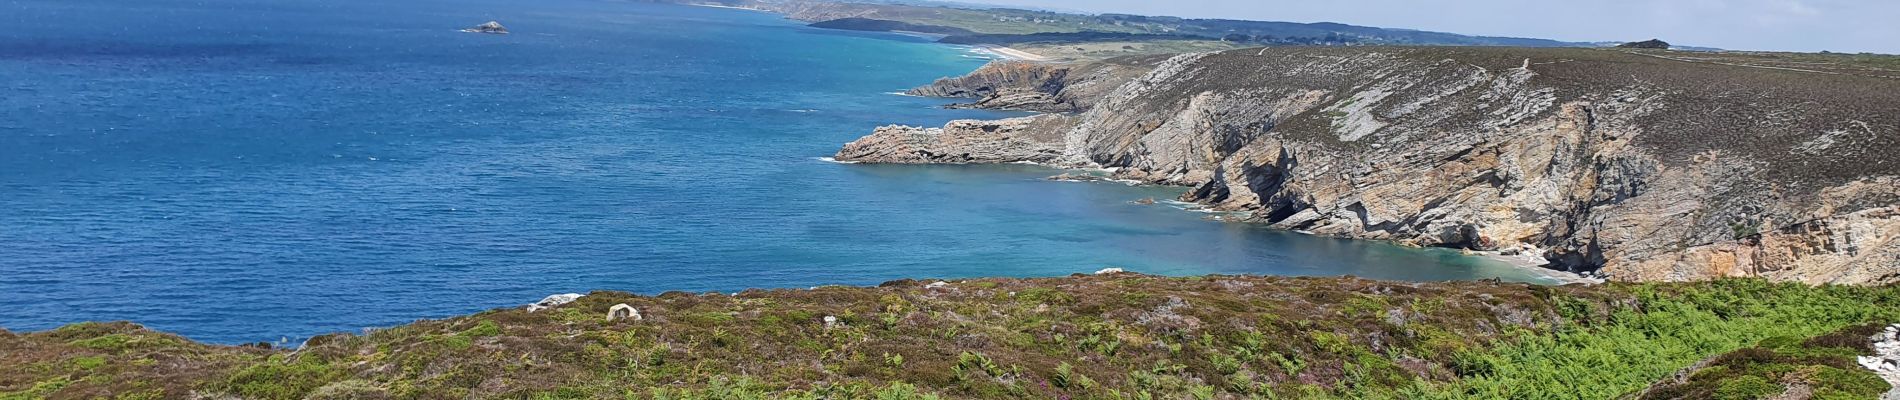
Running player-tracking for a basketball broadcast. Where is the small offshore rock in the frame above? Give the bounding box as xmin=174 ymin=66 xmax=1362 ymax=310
xmin=1048 ymin=173 xmax=1111 ymax=183
xmin=527 ymin=293 xmax=583 ymax=312
xmin=462 ymin=21 xmax=509 ymax=34
xmin=1132 ymin=197 xmax=1157 ymax=205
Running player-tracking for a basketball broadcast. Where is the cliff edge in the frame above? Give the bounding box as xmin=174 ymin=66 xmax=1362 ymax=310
xmin=838 ymin=47 xmax=1900 ymax=284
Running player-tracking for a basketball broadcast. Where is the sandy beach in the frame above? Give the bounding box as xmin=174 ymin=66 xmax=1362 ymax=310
xmin=1476 ymin=250 xmax=1602 ymax=285
xmin=982 ymin=45 xmax=1052 ymax=62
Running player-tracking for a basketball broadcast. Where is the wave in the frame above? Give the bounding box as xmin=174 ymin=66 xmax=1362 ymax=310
xmin=814 ymin=157 xmax=859 ymax=164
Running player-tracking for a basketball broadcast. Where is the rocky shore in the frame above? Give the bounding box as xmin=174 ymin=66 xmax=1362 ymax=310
xmin=837 ymin=47 xmax=1900 ymax=285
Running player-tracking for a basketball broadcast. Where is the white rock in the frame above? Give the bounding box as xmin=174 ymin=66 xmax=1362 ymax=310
xmin=527 ymin=293 xmax=584 ymax=312
xmin=607 ymin=304 xmax=642 ymax=321
xmin=823 ymin=315 xmax=840 ymax=329
xmin=1861 ymin=324 xmax=1900 ymax=398
xmin=925 ymin=281 xmax=950 ymax=289
xmin=1094 ymin=267 xmax=1126 ymax=275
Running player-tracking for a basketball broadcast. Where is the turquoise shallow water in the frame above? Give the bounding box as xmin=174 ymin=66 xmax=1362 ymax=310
xmin=0 ymin=0 xmax=1557 ymax=343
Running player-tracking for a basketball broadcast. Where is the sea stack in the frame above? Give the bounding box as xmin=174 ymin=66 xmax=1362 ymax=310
xmin=463 ymin=21 xmax=509 ymax=34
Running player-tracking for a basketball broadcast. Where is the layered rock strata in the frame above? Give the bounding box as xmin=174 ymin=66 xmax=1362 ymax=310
xmin=838 ymin=47 xmax=1900 ymax=284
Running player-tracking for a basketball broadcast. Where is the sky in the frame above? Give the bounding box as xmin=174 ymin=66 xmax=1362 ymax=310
xmin=973 ymin=0 xmax=1899 ymax=54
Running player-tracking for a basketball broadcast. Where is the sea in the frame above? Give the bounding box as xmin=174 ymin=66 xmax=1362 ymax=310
xmin=0 ymin=0 xmax=1561 ymax=344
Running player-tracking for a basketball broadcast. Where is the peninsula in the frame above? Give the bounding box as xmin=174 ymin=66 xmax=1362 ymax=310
xmin=836 ymin=46 xmax=1900 ymax=285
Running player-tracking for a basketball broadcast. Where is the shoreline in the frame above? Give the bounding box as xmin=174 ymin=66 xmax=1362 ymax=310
xmin=1475 ymin=250 xmax=1602 ymax=285
xmin=865 ymin=155 xmax=1596 ymax=285
xmin=686 ymin=3 xmax=767 ymax=12
xmin=977 ymin=44 xmax=1052 ymax=62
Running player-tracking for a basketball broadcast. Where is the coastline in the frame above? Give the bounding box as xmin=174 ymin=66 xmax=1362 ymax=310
xmin=1477 ymin=250 xmax=1601 ymax=285
xmin=980 ymin=160 xmax=1596 ymax=285
xmin=978 ymin=44 xmax=1052 ymax=61
xmin=686 ymin=3 xmax=767 ymax=12
xmin=681 ymin=2 xmax=1052 ymax=63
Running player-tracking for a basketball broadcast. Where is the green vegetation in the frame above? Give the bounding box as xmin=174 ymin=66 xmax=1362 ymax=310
xmin=1635 ymin=323 xmax=1893 ymax=399
xmin=1411 ymin=280 xmax=1899 ymax=399
xmin=745 ymin=0 xmax=1605 ymax=61
xmin=2 ymin=276 xmax=1895 ymax=399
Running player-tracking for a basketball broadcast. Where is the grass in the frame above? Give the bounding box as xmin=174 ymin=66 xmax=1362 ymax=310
xmin=2 ymin=276 xmax=1895 ymax=399
xmin=1634 ymin=323 xmax=1893 ymax=399
xmin=1409 ymin=280 xmax=1900 ymax=399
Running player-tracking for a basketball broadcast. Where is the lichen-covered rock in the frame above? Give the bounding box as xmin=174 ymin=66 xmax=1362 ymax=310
xmin=526 ymin=293 xmax=583 ymax=312
xmin=843 ymin=47 xmax=1900 ymax=284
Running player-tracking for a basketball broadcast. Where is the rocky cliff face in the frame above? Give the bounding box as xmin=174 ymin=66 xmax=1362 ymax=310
xmin=838 ymin=47 xmax=1900 ymax=284
xmin=905 ymin=57 xmax=1163 ymax=112
xmin=834 ymin=116 xmax=1074 ymax=164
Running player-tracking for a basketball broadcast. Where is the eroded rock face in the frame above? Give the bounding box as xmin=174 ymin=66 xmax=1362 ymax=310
xmin=834 ymin=116 xmax=1073 ymax=164
xmin=906 ymin=58 xmax=1162 ymax=112
xmin=845 ymin=47 xmax=1900 ymax=284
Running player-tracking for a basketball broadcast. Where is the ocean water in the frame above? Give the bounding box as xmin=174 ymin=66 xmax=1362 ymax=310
xmin=0 ymin=0 xmax=1559 ymax=344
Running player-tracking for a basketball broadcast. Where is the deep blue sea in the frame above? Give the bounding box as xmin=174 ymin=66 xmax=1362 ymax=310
xmin=0 ymin=0 xmax=1558 ymax=343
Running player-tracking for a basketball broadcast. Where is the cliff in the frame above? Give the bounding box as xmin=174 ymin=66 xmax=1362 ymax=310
xmin=5 ymin=276 xmax=1896 ymax=399
xmin=807 ymin=18 xmax=974 ymax=36
xmin=904 ymin=57 xmax=1163 ymax=112
xmin=838 ymin=47 xmax=1900 ymax=285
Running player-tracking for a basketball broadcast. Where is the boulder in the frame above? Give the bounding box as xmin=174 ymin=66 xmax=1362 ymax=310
xmin=607 ymin=304 xmax=642 ymax=321
xmin=526 ymin=293 xmax=583 ymax=312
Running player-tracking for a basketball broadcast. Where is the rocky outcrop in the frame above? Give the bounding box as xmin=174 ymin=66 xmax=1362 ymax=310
xmin=908 ymin=61 xmax=1069 ymax=110
xmin=843 ymin=47 xmax=1900 ymax=284
xmin=834 ymin=116 xmax=1072 ymax=164
xmin=1864 ymin=324 xmax=1900 ymax=399
xmin=462 ymin=21 xmax=508 ymax=34
xmin=526 ymin=293 xmax=583 ymax=312
xmin=1617 ymin=39 xmax=1670 ymax=49
xmin=906 ymin=57 xmax=1163 ymax=112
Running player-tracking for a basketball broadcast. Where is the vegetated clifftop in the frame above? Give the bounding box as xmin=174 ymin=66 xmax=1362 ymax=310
xmin=5 ymin=276 xmax=1897 ymax=399
xmin=839 ymin=47 xmax=1900 ymax=285
xmin=1633 ymin=323 xmax=1898 ymax=400
xmin=901 ymin=57 xmax=1162 ymax=112
xmin=806 ymin=18 xmax=975 ymax=36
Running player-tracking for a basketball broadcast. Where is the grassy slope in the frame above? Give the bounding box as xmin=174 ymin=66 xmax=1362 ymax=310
xmin=2 ymin=276 xmax=1895 ymax=399
xmin=1635 ymin=323 xmax=1894 ymax=400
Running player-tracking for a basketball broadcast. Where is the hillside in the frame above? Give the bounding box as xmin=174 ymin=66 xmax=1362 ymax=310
xmin=4 ymin=276 xmax=1897 ymax=399
xmin=837 ymin=47 xmax=1900 ymax=284
xmin=661 ymin=0 xmax=1598 ymax=60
